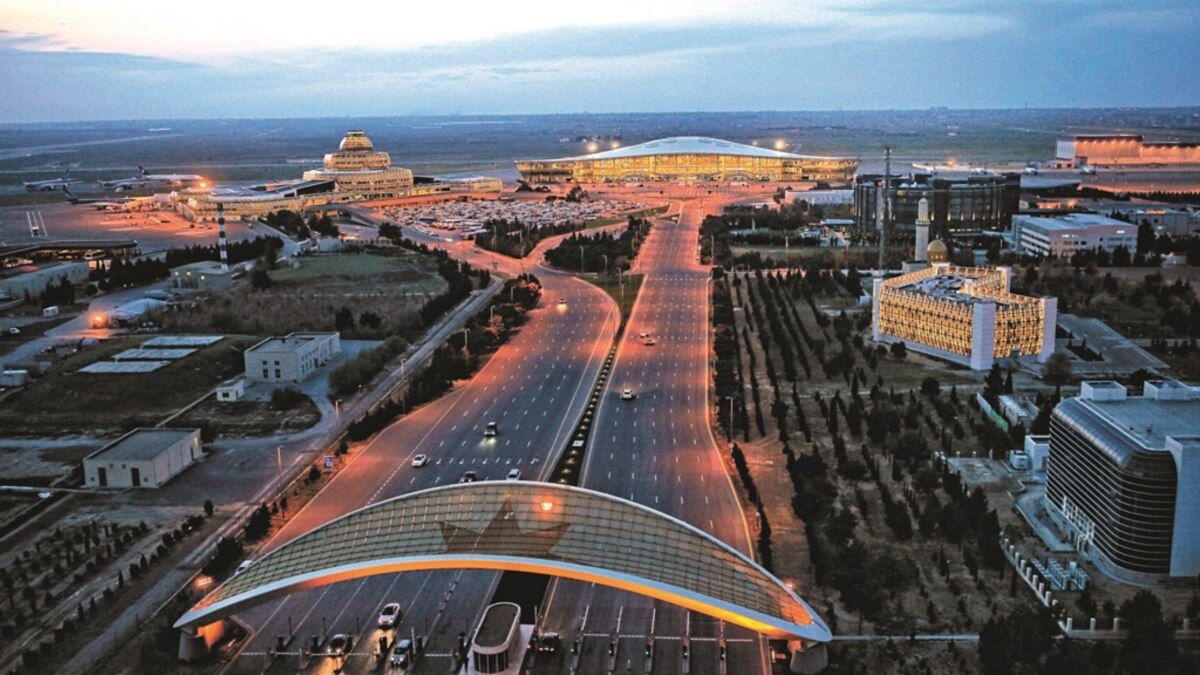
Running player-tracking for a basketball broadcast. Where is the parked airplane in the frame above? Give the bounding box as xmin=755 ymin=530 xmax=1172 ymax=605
xmin=99 ymin=166 xmax=207 ymax=191
xmin=23 ymin=170 xmax=80 ymax=192
xmin=63 ymin=187 xmax=150 ymax=211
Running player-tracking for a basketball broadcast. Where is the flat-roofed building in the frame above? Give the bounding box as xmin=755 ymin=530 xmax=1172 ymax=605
xmin=171 ymin=260 xmax=234 ymax=292
xmin=83 ymin=428 xmax=202 ymax=489
xmin=1012 ymin=212 xmax=1137 ymax=258
xmin=471 ymin=602 xmax=522 ymax=673
xmin=1056 ymin=134 xmax=1200 ymax=166
xmin=517 ymin=136 xmax=858 ymax=184
xmin=1046 ymin=380 xmax=1200 ymax=583
xmin=244 ymin=332 xmax=340 ymax=383
xmin=854 ymin=172 xmax=1021 ymax=236
xmin=1105 ymin=206 xmax=1196 ymax=238
xmin=872 ymin=255 xmax=1056 ymax=370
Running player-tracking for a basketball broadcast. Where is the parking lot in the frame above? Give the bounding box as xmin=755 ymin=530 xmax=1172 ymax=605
xmin=381 ymin=196 xmax=644 ymax=234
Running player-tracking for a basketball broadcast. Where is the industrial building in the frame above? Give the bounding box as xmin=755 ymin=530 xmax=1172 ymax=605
xmin=516 ymin=136 xmax=858 ymax=184
xmin=872 ymin=243 xmax=1057 ymax=370
xmin=1012 ymin=213 xmax=1137 ymax=258
xmin=171 ymin=260 xmax=235 ymax=292
xmin=83 ymin=428 xmax=202 ymax=489
xmin=1046 ymin=380 xmax=1200 ymax=583
xmin=853 ymin=172 xmax=1021 ymax=236
xmin=244 ymin=332 xmax=341 ymax=383
xmin=1105 ymin=206 xmax=1196 ymax=238
xmin=1056 ymin=134 xmax=1200 ymax=167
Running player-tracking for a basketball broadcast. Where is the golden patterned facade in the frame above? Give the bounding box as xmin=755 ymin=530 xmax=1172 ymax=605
xmin=517 ymin=136 xmax=857 ymax=184
xmin=872 ymin=264 xmax=1056 ymax=370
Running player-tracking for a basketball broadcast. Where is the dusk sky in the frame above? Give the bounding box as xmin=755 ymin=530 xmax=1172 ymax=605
xmin=1 ymin=0 xmax=1197 ymax=122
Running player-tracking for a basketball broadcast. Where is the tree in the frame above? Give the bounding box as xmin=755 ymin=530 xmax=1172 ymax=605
xmin=1119 ymin=590 xmax=1179 ymax=674
xmin=1112 ymin=245 xmax=1132 ymax=267
xmin=250 ymin=268 xmax=272 ymax=290
xmin=978 ymin=605 xmax=1057 ymax=675
xmin=890 ymin=341 xmax=907 ymax=360
xmin=920 ymin=376 xmax=941 ymax=398
xmin=358 ymin=311 xmax=382 ymax=330
xmin=334 ymin=306 xmax=355 ymax=332
xmin=1137 ymin=220 xmax=1156 ymax=259
xmin=1042 ymin=352 xmax=1074 ymax=386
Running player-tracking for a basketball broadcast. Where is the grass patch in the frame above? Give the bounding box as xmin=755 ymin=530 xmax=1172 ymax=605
xmin=175 ymin=395 xmax=321 ymax=438
xmin=585 ymin=273 xmax=643 ymax=328
xmin=0 ymin=336 xmax=255 ymax=436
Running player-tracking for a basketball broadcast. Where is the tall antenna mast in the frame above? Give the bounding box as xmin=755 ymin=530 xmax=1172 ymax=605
xmin=217 ymin=203 xmax=229 ymax=272
xmin=879 ymin=145 xmax=891 ymax=271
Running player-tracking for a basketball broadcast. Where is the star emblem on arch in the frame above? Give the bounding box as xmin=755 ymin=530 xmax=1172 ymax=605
xmin=437 ymin=496 xmax=570 ymax=559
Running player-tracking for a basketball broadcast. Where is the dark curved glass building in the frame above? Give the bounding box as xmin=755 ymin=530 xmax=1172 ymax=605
xmin=1046 ymin=380 xmax=1200 ymax=583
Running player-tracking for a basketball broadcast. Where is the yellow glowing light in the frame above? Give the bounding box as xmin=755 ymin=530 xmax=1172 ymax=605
xmin=609 ymin=141 xmax=620 ymax=150
xmin=195 ymin=575 xmax=214 ymax=590
xmin=586 ymin=142 xmax=599 ymax=153
xmin=774 ymin=139 xmax=787 ymax=151
xmin=540 ymin=500 xmax=555 ymax=512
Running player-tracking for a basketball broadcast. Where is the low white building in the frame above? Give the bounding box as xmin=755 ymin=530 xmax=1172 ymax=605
xmin=1012 ymin=213 xmax=1137 ymax=258
xmin=171 ymin=260 xmax=235 ymax=292
xmin=216 ymin=376 xmax=245 ymax=402
xmin=83 ymin=428 xmax=202 ymax=489
xmin=244 ymin=332 xmax=341 ymax=383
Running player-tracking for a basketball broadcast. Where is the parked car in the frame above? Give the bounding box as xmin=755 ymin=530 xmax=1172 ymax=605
xmin=377 ymin=602 xmax=402 ymax=629
xmin=459 ymin=470 xmax=479 ymax=483
xmin=411 ymin=454 xmax=429 ymax=468
xmin=506 ymin=468 xmax=521 ymax=481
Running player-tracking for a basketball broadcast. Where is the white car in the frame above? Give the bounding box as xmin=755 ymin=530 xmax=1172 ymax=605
xmin=643 ymin=337 xmax=656 ymax=346
xmin=411 ymin=454 xmax=429 ymax=467
xmin=621 ymin=388 xmax=635 ymax=401
xmin=506 ymin=468 xmax=521 ymax=481
xmin=637 ymin=331 xmax=649 ymax=338
xmin=235 ymin=560 xmax=255 ymax=576
xmin=377 ymin=602 xmax=402 ymax=629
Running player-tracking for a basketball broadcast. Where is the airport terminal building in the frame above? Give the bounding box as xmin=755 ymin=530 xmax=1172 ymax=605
xmin=872 ymin=248 xmax=1056 ymax=370
xmin=1056 ymin=134 xmax=1200 ymax=167
xmin=1046 ymin=380 xmax=1200 ymax=583
xmin=516 ymin=136 xmax=858 ymax=184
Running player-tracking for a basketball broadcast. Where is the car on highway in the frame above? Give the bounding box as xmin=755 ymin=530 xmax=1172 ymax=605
xmin=377 ymin=602 xmax=402 ymax=629
xmin=637 ymin=330 xmax=649 ymax=338
xmin=459 ymin=470 xmax=479 ymax=483
xmin=484 ymin=422 xmax=498 ymax=437
xmin=643 ymin=336 xmax=656 ymax=346
xmin=411 ymin=454 xmax=429 ymax=468
xmin=621 ymin=388 xmax=636 ymax=401
xmin=391 ymin=638 xmax=413 ymax=667
xmin=536 ymin=632 xmax=560 ymax=653
xmin=234 ymin=560 xmax=255 ymax=576
xmin=558 ymin=297 xmax=567 ymax=305
xmin=327 ymin=633 xmax=351 ymax=656
xmin=506 ymin=468 xmax=521 ymax=481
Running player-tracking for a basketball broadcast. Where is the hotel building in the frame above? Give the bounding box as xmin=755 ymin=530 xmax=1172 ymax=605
xmin=516 ymin=136 xmax=858 ymax=184
xmin=1046 ymin=380 xmax=1200 ymax=583
xmin=872 ymin=246 xmax=1056 ymax=370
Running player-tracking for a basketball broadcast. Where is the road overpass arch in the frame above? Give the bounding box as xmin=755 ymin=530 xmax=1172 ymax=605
xmin=176 ymin=483 xmax=830 ymax=654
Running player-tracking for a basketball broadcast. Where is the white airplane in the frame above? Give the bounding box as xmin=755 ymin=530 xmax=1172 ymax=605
xmin=63 ymin=187 xmax=150 ymax=211
xmin=99 ymin=166 xmax=207 ymax=191
xmin=23 ymin=170 xmax=80 ymax=192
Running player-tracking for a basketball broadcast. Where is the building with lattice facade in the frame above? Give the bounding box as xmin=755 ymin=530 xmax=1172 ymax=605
xmin=872 ymin=257 xmax=1056 ymax=370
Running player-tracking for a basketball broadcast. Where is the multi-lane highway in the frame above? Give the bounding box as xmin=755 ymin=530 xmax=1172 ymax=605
xmin=223 ymin=227 xmax=624 ymax=675
xmin=531 ymin=196 xmax=769 ymax=675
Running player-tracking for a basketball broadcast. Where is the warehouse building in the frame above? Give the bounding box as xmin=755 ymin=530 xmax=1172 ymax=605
xmin=1046 ymin=380 xmax=1200 ymax=583
xmin=244 ymin=332 xmax=341 ymax=383
xmin=83 ymin=428 xmax=202 ymax=489
xmin=171 ymin=260 xmax=235 ymax=292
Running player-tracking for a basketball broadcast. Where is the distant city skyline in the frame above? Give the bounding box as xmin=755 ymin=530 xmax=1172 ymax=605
xmin=1 ymin=0 xmax=1197 ymax=123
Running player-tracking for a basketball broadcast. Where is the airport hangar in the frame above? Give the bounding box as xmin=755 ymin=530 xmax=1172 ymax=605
xmin=516 ymin=136 xmax=859 ymax=184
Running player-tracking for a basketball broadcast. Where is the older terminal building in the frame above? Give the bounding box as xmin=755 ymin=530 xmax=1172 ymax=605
xmin=1056 ymin=134 xmax=1200 ymax=167
xmin=1046 ymin=380 xmax=1200 ymax=584
xmin=872 ymin=241 xmax=1056 ymax=370
xmin=516 ymin=136 xmax=858 ymax=184
xmin=1012 ymin=212 xmax=1138 ymax=258
xmin=854 ymin=172 xmax=1021 ymax=236
xmin=176 ymin=130 xmax=498 ymax=221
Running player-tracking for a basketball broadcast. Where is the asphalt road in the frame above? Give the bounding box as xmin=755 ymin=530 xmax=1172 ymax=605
xmin=223 ymin=226 xmax=623 ymax=675
xmin=530 ymin=196 xmax=770 ymax=675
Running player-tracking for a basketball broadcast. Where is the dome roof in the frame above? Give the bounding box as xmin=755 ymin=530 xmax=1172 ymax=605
xmin=339 ymin=130 xmax=374 ymax=152
xmin=927 ymin=239 xmax=948 ymax=254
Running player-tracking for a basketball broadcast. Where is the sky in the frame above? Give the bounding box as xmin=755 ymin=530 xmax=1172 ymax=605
xmin=0 ymin=0 xmax=1197 ymax=122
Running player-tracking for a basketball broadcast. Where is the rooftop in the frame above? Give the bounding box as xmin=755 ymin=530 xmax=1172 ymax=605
xmin=1081 ymin=396 xmax=1200 ymax=450
xmin=247 ymin=332 xmax=338 ymax=354
xmin=172 ymin=260 xmax=232 ymax=274
xmin=473 ymin=603 xmax=520 ymax=649
xmin=530 ymin=136 xmax=850 ymax=163
xmin=1016 ymin=212 xmax=1130 ymax=231
xmin=90 ymin=428 xmax=198 ymax=462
